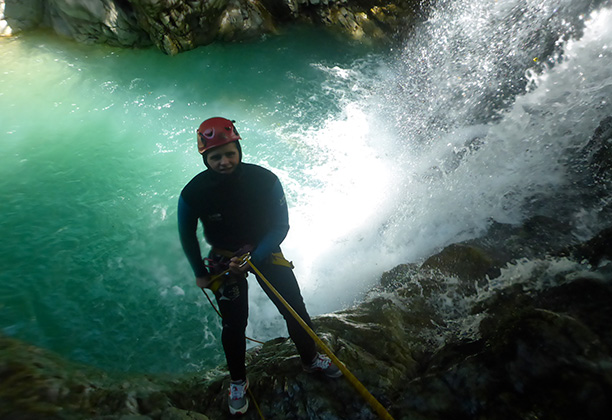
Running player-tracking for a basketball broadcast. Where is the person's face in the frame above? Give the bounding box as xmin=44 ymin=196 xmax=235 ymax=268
xmin=206 ymin=142 xmax=240 ymax=174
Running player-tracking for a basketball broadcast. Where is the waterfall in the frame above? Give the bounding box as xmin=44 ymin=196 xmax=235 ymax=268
xmin=284 ymin=0 xmax=612 ymax=314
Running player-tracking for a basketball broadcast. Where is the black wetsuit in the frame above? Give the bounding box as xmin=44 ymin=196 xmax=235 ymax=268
xmin=178 ymin=163 xmax=316 ymax=380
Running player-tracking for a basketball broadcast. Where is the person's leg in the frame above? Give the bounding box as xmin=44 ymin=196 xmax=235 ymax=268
xmin=254 ymin=262 xmax=317 ymax=364
xmin=215 ymin=275 xmax=249 ymax=381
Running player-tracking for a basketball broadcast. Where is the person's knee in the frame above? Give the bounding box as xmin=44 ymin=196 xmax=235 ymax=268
xmin=222 ymin=318 xmax=248 ymax=332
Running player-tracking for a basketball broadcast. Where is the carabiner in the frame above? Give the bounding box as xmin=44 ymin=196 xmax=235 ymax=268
xmin=238 ymin=253 xmax=251 ymax=268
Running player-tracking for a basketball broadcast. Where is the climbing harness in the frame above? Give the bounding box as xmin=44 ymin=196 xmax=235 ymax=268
xmin=203 ymin=248 xmax=293 ymax=294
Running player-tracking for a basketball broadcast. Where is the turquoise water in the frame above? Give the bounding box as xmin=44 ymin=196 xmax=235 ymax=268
xmin=0 ymin=27 xmax=382 ymax=373
xmin=2 ymin=0 xmax=612 ymax=375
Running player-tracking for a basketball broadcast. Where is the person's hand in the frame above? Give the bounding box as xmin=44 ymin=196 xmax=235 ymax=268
xmin=196 ymin=275 xmax=212 ymax=289
xmin=229 ymin=256 xmax=250 ymax=275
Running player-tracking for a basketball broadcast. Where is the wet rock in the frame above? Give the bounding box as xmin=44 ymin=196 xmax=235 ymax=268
xmin=536 ymin=277 xmax=612 ymax=351
xmin=562 ymin=227 xmax=612 ymax=267
xmin=396 ymin=306 xmax=612 ymax=420
xmin=583 ymin=116 xmax=612 ymax=185
xmin=48 ymin=0 xmax=149 ymax=47
xmin=468 ymin=216 xmax=576 ymax=262
xmin=420 ymin=243 xmax=503 ymax=283
xmin=379 ymin=262 xmax=419 ymax=288
xmin=1 ymin=0 xmax=425 ymax=53
xmin=1 ymin=0 xmax=44 ymax=34
xmin=161 ymin=407 xmax=210 ymax=419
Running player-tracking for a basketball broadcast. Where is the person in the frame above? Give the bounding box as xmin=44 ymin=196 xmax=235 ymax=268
xmin=177 ymin=117 xmax=341 ymax=415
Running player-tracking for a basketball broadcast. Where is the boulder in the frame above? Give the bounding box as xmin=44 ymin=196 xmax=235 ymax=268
xmin=1 ymin=0 xmax=44 ymax=35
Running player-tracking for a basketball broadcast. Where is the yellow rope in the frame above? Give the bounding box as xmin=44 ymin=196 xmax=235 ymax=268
xmin=247 ymin=388 xmax=265 ymax=420
xmin=245 ymin=256 xmax=395 ymax=420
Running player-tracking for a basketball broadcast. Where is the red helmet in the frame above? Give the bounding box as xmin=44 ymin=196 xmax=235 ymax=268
xmin=196 ymin=117 xmax=241 ymax=154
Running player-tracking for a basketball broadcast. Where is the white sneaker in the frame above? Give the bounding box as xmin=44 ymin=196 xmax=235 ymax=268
xmin=228 ymin=379 xmax=249 ymax=415
xmin=303 ymin=353 xmax=343 ymax=378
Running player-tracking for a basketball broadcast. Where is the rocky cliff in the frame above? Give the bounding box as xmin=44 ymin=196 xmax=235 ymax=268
xmin=0 ymin=0 xmax=424 ymax=54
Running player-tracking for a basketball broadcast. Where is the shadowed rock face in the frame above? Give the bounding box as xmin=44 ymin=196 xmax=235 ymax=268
xmin=1 ymin=0 xmax=424 ymax=54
